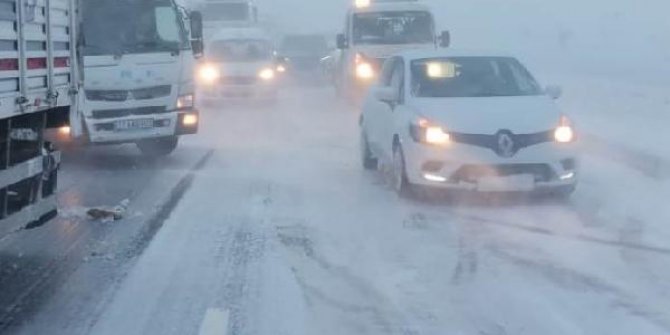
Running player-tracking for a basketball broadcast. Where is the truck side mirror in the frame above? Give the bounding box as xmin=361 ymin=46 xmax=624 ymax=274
xmin=336 ymin=34 xmax=348 ymax=49
xmin=190 ymin=11 xmax=204 ymax=57
xmin=439 ymin=31 xmax=450 ymax=48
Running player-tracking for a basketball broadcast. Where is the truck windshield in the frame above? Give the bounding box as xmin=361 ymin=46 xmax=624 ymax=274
xmin=202 ymin=3 xmax=249 ymax=22
xmin=411 ymin=57 xmax=543 ymax=98
xmin=209 ymin=39 xmax=273 ymax=62
xmin=353 ymin=11 xmax=434 ymax=45
xmin=82 ymin=0 xmax=187 ymax=56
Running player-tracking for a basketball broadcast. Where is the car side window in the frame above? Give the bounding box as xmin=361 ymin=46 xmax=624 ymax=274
xmin=379 ymin=58 xmax=396 ymax=87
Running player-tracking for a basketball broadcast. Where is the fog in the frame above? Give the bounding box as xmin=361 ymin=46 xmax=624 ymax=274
xmin=252 ymin=0 xmax=669 ymax=83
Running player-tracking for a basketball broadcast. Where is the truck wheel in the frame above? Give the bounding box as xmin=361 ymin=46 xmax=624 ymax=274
xmin=137 ymin=136 xmax=179 ymax=157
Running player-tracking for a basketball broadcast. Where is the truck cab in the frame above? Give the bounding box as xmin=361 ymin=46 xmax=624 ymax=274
xmin=74 ymin=0 xmax=204 ymax=156
xmin=333 ymin=0 xmax=449 ymax=103
xmin=199 ymin=0 xmax=259 ymax=37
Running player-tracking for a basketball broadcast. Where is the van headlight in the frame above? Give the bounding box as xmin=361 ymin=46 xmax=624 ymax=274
xmin=198 ymin=63 xmax=220 ymax=85
xmin=258 ymin=68 xmax=275 ymax=81
xmin=177 ymin=94 xmax=194 ymax=109
xmin=410 ymin=119 xmax=451 ymax=145
xmin=554 ymin=116 xmax=575 ymax=143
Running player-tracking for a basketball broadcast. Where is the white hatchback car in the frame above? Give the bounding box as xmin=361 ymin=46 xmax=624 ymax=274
xmin=360 ymin=49 xmax=578 ymax=197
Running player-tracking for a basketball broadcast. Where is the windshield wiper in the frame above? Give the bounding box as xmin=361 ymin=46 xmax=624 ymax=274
xmin=131 ymin=41 xmax=180 ymax=54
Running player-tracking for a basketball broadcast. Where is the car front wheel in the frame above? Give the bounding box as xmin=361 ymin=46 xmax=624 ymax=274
xmin=360 ymin=130 xmax=378 ymax=170
xmin=392 ymin=145 xmax=414 ymax=198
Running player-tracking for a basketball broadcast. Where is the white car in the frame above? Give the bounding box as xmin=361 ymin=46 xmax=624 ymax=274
xmin=198 ymin=28 xmax=281 ymax=103
xmin=360 ymin=49 xmax=578 ymax=197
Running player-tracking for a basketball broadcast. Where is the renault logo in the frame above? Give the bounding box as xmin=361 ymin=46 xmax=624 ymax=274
xmin=497 ymin=133 xmax=516 ymax=157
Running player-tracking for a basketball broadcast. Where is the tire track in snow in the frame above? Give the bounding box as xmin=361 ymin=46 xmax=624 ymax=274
xmin=276 ymin=224 xmax=421 ymax=335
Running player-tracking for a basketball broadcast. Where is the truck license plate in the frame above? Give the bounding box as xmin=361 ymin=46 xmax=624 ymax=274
xmin=114 ymin=119 xmax=154 ymax=131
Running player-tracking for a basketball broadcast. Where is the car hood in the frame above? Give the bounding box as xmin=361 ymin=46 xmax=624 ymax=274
xmin=410 ymin=96 xmax=562 ymax=134
xmin=355 ymin=43 xmax=433 ymax=59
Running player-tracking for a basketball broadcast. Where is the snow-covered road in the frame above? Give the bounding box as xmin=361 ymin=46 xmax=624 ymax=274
xmin=8 ymin=87 xmax=670 ymax=335
xmin=11 ymin=89 xmax=670 ymax=335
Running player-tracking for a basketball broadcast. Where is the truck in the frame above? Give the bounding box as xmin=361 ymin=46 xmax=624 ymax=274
xmin=65 ymin=0 xmax=204 ymax=157
xmin=196 ymin=0 xmax=258 ymax=37
xmin=0 ymin=0 xmax=76 ymax=236
xmin=332 ymin=0 xmax=450 ymax=103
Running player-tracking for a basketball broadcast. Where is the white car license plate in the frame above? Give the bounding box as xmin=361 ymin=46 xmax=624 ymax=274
xmin=114 ymin=119 xmax=154 ymax=132
xmin=477 ymin=175 xmax=535 ymax=192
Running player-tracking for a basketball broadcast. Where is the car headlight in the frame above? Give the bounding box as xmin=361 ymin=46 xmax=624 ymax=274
xmin=198 ymin=63 xmax=220 ymax=85
xmin=409 ymin=119 xmax=451 ymax=145
xmin=177 ymin=94 xmax=194 ymax=109
xmin=258 ymin=68 xmax=275 ymax=80
xmin=554 ymin=116 xmax=575 ymax=143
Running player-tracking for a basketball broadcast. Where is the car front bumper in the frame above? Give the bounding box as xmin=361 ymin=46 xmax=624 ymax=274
xmin=402 ymin=140 xmax=578 ymax=192
xmin=200 ymin=84 xmax=277 ymax=100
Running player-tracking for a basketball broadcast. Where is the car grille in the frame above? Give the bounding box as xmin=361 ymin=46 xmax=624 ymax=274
xmin=91 ymin=106 xmax=168 ymax=119
xmin=222 ymin=76 xmax=257 ymax=85
xmin=86 ymin=85 xmax=172 ymax=102
xmin=450 ymin=164 xmax=556 ymax=183
xmin=451 ymin=130 xmax=553 ymax=157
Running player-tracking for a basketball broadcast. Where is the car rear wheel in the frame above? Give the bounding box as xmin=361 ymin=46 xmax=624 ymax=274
xmin=137 ymin=136 xmax=179 ymax=157
xmin=360 ymin=130 xmax=378 ymax=170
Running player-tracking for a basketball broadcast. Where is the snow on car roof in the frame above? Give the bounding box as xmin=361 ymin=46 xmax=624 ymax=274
xmin=396 ymin=48 xmax=516 ymax=60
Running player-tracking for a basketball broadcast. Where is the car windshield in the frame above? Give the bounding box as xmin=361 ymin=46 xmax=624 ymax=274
xmin=202 ymin=3 xmax=249 ymax=22
xmin=209 ymin=39 xmax=273 ymax=62
xmin=280 ymin=35 xmax=329 ymax=56
xmin=82 ymin=0 xmax=187 ymax=56
xmin=411 ymin=57 xmax=543 ymax=97
xmin=353 ymin=11 xmax=434 ymax=45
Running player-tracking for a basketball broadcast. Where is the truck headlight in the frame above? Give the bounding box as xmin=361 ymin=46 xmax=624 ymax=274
xmin=258 ymin=68 xmax=275 ymax=80
xmin=410 ymin=119 xmax=451 ymax=145
xmin=177 ymin=94 xmax=194 ymax=109
xmin=198 ymin=63 xmax=220 ymax=85
xmin=554 ymin=116 xmax=575 ymax=143
xmin=355 ymin=62 xmax=375 ymax=80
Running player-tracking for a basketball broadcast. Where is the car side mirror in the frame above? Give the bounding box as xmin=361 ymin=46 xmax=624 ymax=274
xmin=438 ymin=31 xmax=450 ymax=48
xmin=374 ymin=86 xmax=399 ymax=104
xmin=546 ymin=85 xmax=562 ymax=99
xmin=336 ymin=34 xmax=348 ymax=49
xmin=190 ymin=11 xmax=204 ymax=57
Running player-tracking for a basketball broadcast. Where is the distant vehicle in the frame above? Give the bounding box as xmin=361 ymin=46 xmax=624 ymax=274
xmin=197 ymin=0 xmax=258 ymax=36
xmin=67 ymin=0 xmax=204 ymax=157
xmin=360 ymin=49 xmax=578 ymax=198
xmin=333 ymin=0 xmax=449 ymax=103
xmin=198 ymin=28 xmax=283 ymax=103
xmin=279 ymin=34 xmax=330 ymax=83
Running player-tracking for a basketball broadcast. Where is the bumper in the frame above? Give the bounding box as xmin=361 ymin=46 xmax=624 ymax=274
xmin=84 ymin=109 xmax=199 ymax=144
xmin=201 ymin=84 xmax=277 ymax=100
xmin=403 ymin=140 xmax=578 ymax=192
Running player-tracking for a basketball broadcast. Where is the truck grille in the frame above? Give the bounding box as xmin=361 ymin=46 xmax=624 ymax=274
xmin=92 ymin=106 xmax=168 ymax=119
xmin=86 ymin=85 xmax=172 ymax=102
